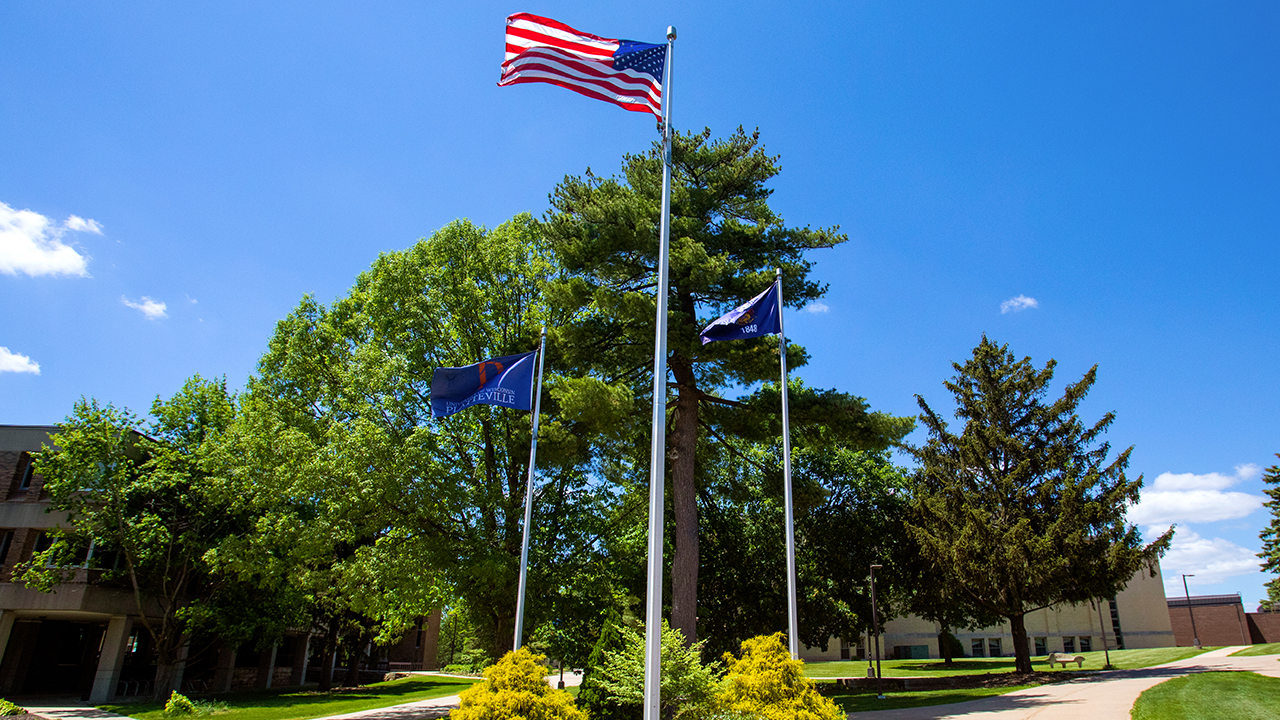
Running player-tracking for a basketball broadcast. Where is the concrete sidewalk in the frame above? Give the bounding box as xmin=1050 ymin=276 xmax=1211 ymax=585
xmin=845 ymin=646 xmax=1280 ymax=719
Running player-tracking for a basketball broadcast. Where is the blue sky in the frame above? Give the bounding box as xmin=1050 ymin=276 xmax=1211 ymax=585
xmin=2 ymin=2 xmax=1277 ymax=610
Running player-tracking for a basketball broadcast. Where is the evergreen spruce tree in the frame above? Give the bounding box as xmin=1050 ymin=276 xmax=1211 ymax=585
xmin=1258 ymin=457 xmax=1280 ymax=612
xmin=908 ymin=337 xmax=1171 ymax=674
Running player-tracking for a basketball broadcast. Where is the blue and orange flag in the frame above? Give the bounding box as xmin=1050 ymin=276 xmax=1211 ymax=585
xmin=699 ymin=282 xmax=782 ymax=345
xmin=431 ymin=351 xmax=537 ymax=418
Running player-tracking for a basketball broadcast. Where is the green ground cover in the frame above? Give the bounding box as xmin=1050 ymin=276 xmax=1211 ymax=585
xmin=101 ymin=676 xmax=478 ymax=720
xmin=826 ymin=684 xmax=1037 ymax=713
xmin=1231 ymin=643 xmax=1280 ymax=657
xmin=806 ymin=646 xmax=1213 ymax=678
xmin=1130 ymin=671 xmax=1280 ymax=720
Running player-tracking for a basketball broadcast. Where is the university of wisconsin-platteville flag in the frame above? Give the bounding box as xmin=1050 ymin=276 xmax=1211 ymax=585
xmin=700 ymin=282 xmax=782 ymax=345
xmin=431 ymin=351 xmax=537 ymax=418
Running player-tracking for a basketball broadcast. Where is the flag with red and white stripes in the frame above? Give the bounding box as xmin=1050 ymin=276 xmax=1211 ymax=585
xmin=498 ymin=13 xmax=664 ymax=118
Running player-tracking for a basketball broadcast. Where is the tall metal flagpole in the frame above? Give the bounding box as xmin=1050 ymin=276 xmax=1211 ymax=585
xmin=513 ymin=327 xmax=548 ymax=651
xmin=776 ymin=267 xmax=799 ymax=659
xmin=643 ymin=26 xmax=676 ymax=720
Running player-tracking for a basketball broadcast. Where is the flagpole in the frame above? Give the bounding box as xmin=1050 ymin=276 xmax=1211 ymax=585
xmin=643 ymin=25 xmax=675 ymax=720
xmin=513 ymin=327 xmax=548 ymax=651
xmin=776 ymin=267 xmax=800 ymax=659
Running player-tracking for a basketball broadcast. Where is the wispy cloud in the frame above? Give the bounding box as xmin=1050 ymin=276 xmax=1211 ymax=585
xmin=0 ymin=347 xmax=41 ymax=374
xmin=122 ymin=295 xmax=168 ymax=320
xmin=1129 ymin=465 xmax=1265 ymax=526
xmin=65 ymin=215 xmax=104 ymax=234
xmin=1159 ymin=530 xmax=1261 ymax=590
xmin=0 ymin=201 xmax=92 ymax=277
xmin=1000 ymin=295 xmax=1039 ymax=314
xmin=801 ymin=301 xmax=829 ymax=314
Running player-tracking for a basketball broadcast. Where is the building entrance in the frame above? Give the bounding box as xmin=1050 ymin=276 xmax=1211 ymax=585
xmin=1 ymin=619 xmax=105 ymax=698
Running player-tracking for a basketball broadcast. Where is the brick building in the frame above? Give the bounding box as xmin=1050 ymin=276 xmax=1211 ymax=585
xmin=0 ymin=424 xmax=442 ymax=699
xmin=1167 ymin=594 xmax=1280 ymax=647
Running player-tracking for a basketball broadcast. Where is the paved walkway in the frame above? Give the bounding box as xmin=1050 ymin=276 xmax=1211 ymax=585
xmin=20 ymin=671 xmax=582 ymax=720
xmin=847 ymin=646 xmax=1280 ymax=719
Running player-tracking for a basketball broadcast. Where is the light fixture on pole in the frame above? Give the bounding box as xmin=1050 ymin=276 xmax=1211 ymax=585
xmin=869 ymin=564 xmax=885 ymax=700
xmin=1182 ymin=574 xmax=1200 ymax=649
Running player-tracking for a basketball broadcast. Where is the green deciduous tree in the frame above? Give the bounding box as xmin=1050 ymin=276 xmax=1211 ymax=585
xmin=223 ymin=215 xmax=621 ymax=667
xmin=1258 ymin=457 xmax=1280 ymax=612
xmin=698 ymin=443 xmax=916 ymax=658
xmin=544 ymin=127 xmax=912 ymax=644
xmin=907 ymin=337 xmax=1171 ymax=674
xmin=23 ymin=376 xmax=276 ymax=695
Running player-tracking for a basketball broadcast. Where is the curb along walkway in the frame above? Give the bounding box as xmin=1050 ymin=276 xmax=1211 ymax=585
xmin=845 ymin=646 xmax=1280 ymax=719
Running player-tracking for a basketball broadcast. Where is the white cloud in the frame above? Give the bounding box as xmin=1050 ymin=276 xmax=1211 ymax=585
xmin=122 ymin=296 xmax=168 ymax=320
xmin=0 ymin=201 xmax=91 ymax=277
xmin=1160 ymin=530 xmax=1261 ymax=590
xmin=0 ymin=347 xmax=40 ymax=374
xmin=1000 ymin=295 xmax=1039 ymax=314
xmin=801 ymin=300 xmax=829 ymax=314
xmin=186 ymin=295 xmax=198 ymax=304
xmin=65 ymin=215 xmax=104 ymax=234
xmin=1129 ymin=465 xmax=1265 ymax=525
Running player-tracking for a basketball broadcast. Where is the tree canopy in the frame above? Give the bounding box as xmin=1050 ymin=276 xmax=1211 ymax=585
xmin=907 ymin=336 xmax=1171 ymax=673
xmin=544 ymin=126 xmax=912 ymax=643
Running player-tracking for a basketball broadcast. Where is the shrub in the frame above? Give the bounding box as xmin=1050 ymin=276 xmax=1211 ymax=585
xmin=0 ymin=699 xmax=26 ymax=716
xmin=450 ymin=647 xmax=584 ymax=720
xmin=593 ymin=621 xmax=723 ymax=720
xmin=164 ymin=692 xmax=197 ymax=716
xmin=576 ymin=618 xmax=641 ymax=720
xmin=717 ymin=633 xmax=843 ymax=720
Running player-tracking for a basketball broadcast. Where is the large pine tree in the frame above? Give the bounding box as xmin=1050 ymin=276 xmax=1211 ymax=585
xmin=543 ymin=128 xmax=912 ymax=644
xmin=908 ymin=337 xmax=1171 ymax=674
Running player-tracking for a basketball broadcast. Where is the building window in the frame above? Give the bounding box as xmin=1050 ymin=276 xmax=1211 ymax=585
xmin=988 ymin=638 xmax=1002 ymax=657
xmin=19 ymin=457 xmax=35 ymax=490
xmin=1079 ymin=636 xmax=1092 ymax=652
xmin=971 ymin=639 xmax=985 ymax=658
xmin=1034 ymin=637 xmax=1047 ymax=656
xmin=1109 ymin=598 xmax=1125 ymax=650
xmin=840 ymin=638 xmax=850 ymax=660
xmin=1063 ymin=637 xmax=1075 ymax=654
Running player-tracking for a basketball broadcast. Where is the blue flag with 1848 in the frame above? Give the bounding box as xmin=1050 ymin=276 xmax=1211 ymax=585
xmin=431 ymin=351 xmax=536 ymax=418
xmin=700 ymin=282 xmax=782 ymax=345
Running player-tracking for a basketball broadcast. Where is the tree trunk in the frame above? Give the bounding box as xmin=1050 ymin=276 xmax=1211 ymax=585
xmin=939 ymin=625 xmax=953 ymax=665
xmin=344 ymin=639 xmax=362 ymax=687
xmin=669 ymin=360 xmax=701 ymax=647
xmin=1009 ymin=613 xmax=1032 ymax=674
xmin=318 ymin=621 xmax=339 ymax=692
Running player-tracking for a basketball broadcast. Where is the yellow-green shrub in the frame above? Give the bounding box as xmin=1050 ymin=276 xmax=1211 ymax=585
xmin=163 ymin=692 xmax=197 ymax=716
xmin=450 ymin=647 xmax=584 ymax=720
xmin=717 ymin=633 xmax=842 ymax=720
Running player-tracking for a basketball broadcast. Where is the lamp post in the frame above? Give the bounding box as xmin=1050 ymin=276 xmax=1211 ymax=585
xmin=1182 ymin=574 xmax=1200 ymax=649
xmin=869 ymin=564 xmax=885 ymax=700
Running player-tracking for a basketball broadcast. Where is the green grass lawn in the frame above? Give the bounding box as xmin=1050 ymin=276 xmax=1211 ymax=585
xmin=827 ymin=684 xmax=1037 ymax=713
xmin=1231 ymin=643 xmax=1280 ymax=657
xmin=1131 ymin=671 xmax=1280 ymax=719
xmin=805 ymin=646 xmax=1214 ymax=678
xmin=100 ymin=675 xmax=479 ymax=720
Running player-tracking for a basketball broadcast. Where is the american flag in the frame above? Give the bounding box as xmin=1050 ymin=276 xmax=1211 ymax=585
xmin=498 ymin=13 xmax=664 ymax=119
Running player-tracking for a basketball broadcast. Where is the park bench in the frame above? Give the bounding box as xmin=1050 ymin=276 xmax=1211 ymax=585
xmin=1045 ymin=652 xmax=1085 ymax=668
